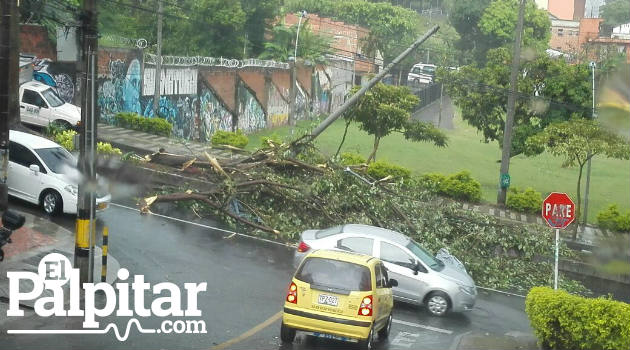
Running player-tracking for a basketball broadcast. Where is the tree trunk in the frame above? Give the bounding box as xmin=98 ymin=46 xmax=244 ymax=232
xmin=574 ymin=162 xmax=585 ymax=240
xmin=335 ymin=119 xmax=352 ymax=157
xmin=367 ymin=136 xmax=380 ymax=163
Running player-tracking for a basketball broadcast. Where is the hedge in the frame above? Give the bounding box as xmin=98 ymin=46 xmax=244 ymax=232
xmin=211 ymin=130 xmax=249 ymax=148
xmin=113 ymin=112 xmax=173 ymax=137
xmin=597 ymin=204 xmax=630 ymax=233
xmin=525 ymin=287 xmax=630 ymax=350
xmin=366 ymin=160 xmax=411 ymax=180
xmin=507 ymin=187 xmax=542 ymax=214
xmin=439 ymin=171 xmax=482 ymax=202
xmin=339 ymin=152 xmax=366 ymax=166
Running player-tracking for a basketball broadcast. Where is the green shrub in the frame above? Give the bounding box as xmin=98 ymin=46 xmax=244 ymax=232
xmin=525 ymin=286 xmax=630 ymax=350
xmin=211 ymin=130 xmax=249 ymax=148
xmin=439 ymin=171 xmax=482 ymax=202
xmin=260 ymin=133 xmax=283 ymax=148
xmin=97 ymin=142 xmax=122 ymax=156
xmin=45 ymin=121 xmax=67 ymax=137
xmin=366 ymin=160 xmax=411 ymax=180
xmin=113 ymin=112 xmax=172 ymax=137
xmin=419 ymin=172 xmax=447 ymax=193
xmin=507 ymin=187 xmax=543 ymax=214
xmin=54 ymin=130 xmax=77 ymax=151
xmin=339 ymin=152 xmax=366 ymax=166
xmin=597 ymin=204 xmax=630 ymax=232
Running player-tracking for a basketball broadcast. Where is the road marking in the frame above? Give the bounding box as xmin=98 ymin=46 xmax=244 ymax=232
xmin=109 ymin=202 xmax=294 ymax=248
xmin=391 ymin=331 xmax=420 ymax=348
xmin=211 ymin=310 xmax=283 ymax=350
xmin=393 ymin=319 xmax=453 ymax=334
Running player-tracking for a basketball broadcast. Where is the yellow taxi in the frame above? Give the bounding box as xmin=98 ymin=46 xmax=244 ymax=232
xmin=281 ymin=249 xmax=398 ymax=350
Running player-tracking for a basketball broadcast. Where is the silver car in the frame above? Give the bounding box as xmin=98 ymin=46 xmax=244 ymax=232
xmin=294 ymin=224 xmax=477 ymax=316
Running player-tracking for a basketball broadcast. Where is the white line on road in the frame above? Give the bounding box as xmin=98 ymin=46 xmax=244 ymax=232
xmin=391 ymin=331 xmax=420 ymax=348
xmin=109 ymin=202 xmax=295 ymax=248
xmin=393 ymin=319 xmax=453 ymax=334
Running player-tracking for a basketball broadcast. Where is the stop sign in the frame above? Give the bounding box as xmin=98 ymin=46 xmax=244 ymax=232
xmin=542 ymin=192 xmax=575 ymax=229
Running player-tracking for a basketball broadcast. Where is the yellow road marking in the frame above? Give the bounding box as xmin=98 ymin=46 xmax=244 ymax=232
xmin=211 ymin=310 xmax=283 ymax=350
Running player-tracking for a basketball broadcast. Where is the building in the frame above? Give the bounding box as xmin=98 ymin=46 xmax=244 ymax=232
xmin=550 ymin=18 xmax=581 ymax=54
xmin=578 ymin=18 xmax=630 ymax=63
xmin=584 ymin=0 xmax=606 ymax=18
xmin=547 ymin=0 xmax=589 ymax=20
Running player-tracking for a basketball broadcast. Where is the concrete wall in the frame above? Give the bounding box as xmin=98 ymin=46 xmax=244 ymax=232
xmin=20 ymin=24 xmax=56 ymax=60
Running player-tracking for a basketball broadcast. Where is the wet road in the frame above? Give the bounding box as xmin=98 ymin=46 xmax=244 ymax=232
xmin=1 ymin=198 xmax=535 ymax=350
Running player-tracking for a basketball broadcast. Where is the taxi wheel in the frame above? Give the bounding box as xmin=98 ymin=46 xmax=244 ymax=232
xmin=377 ymin=313 xmax=393 ymax=339
xmin=358 ymin=327 xmax=374 ymax=350
xmin=280 ymin=323 xmax=295 ymax=343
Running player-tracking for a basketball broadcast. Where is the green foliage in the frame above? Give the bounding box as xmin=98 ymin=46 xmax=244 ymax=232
xmin=97 ymin=142 xmax=122 ymax=156
xmin=507 ymin=187 xmax=542 ymax=214
xmin=339 ymin=152 xmax=366 ymax=166
xmin=113 ymin=113 xmax=173 ymax=137
xmin=259 ymin=23 xmax=332 ymax=64
xmin=418 ymin=173 xmax=447 ymax=193
xmin=597 ymin=204 xmax=630 ymax=233
xmin=44 ymin=122 xmax=68 ymax=138
xmin=366 ymin=161 xmax=411 ymax=180
xmin=525 ymin=287 xmax=630 ymax=350
xmin=444 ymin=49 xmax=592 ymax=156
xmin=211 ymin=130 xmax=249 ymax=148
xmin=260 ymin=133 xmax=283 ymax=148
xmin=54 ymin=130 xmax=77 ymax=152
xmin=439 ymin=171 xmax=482 ymax=202
xmin=600 ymin=0 xmax=630 ymax=27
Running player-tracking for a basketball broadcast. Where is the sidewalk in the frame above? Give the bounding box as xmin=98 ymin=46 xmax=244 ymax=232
xmin=98 ymin=122 xmax=236 ymax=158
xmin=0 ymin=210 xmax=119 ymax=311
xmin=454 ymin=331 xmax=540 ymax=350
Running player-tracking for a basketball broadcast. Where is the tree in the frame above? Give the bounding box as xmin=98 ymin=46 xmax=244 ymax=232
xmin=258 ymin=22 xmax=332 ymax=63
xmin=443 ymin=47 xmax=592 ymax=156
xmin=344 ymin=83 xmax=447 ymax=163
xmin=447 ymin=0 xmax=492 ymax=65
xmin=600 ymin=0 xmax=630 ymax=27
xmin=525 ymin=119 xmax=630 ymax=238
xmin=241 ymin=0 xmax=281 ymax=57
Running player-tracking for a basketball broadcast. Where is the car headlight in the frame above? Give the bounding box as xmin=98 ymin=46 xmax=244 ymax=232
xmin=458 ymin=284 xmax=476 ymax=296
xmin=64 ymin=185 xmax=78 ymax=196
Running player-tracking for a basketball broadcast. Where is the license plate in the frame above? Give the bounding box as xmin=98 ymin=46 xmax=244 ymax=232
xmin=310 ymin=332 xmax=357 ymax=343
xmin=318 ymin=294 xmax=338 ymax=306
xmin=97 ymin=203 xmax=108 ymax=210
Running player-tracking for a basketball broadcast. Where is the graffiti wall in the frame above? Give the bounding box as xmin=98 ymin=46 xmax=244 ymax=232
xmin=267 ymin=83 xmax=288 ymax=127
xmin=237 ymin=80 xmax=266 ymax=133
xmin=97 ymin=49 xmax=144 ymax=123
xmin=199 ymin=86 xmax=233 ymax=142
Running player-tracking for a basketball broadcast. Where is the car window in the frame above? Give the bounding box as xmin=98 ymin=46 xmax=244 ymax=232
xmin=380 ymin=242 xmax=416 ymax=269
xmin=41 ymin=88 xmax=64 ymax=108
xmin=9 ymin=141 xmax=46 ymax=173
xmin=315 ymin=226 xmax=343 ymax=238
xmin=22 ymin=90 xmax=47 ymax=108
xmin=375 ymin=263 xmax=384 ymax=287
xmin=295 ymin=257 xmax=372 ymax=292
xmin=406 ymin=240 xmax=443 ymax=271
xmin=336 ymin=237 xmax=373 ymax=255
xmin=34 ymin=147 xmax=77 ymax=174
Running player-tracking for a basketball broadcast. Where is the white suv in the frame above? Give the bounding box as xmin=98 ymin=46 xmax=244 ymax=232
xmin=7 ymin=130 xmax=111 ymax=215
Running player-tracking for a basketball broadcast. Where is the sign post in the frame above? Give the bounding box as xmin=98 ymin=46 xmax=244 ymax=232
xmin=542 ymin=192 xmax=576 ymax=289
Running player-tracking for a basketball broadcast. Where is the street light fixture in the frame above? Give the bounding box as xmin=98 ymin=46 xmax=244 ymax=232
xmin=289 ymin=10 xmax=307 ymax=128
xmin=583 ymin=61 xmax=596 ymax=226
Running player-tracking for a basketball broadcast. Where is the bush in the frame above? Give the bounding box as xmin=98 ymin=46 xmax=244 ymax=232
xmin=54 ymin=130 xmax=77 ymax=151
xmin=419 ymin=172 xmax=447 ymax=193
xmin=113 ymin=112 xmax=173 ymax=137
xmin=366 ymin=160 xmax=411 ymax=180
xmin=97 ymin=142 xmax=122 ymax=156
xmin=211 ymin=130 xmax=249 ymax=148
xmin=597 ymin=204 xmax=630 ymax=232
xmin=260 ymin=133 xmax=283 ymax=149
xmin=339 ymin=152 xmax=366 ymax=166
xmin=525 ymin=287 xmax=630 ymax=350
xmin=439 ymin=171 xmax=482 ymax=202
xmin=507 ymin=187 xmax=542 ymax=214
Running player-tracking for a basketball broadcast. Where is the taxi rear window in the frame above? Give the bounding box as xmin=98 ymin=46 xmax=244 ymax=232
xmin=295 ymin=257 xmax=372 ymax=292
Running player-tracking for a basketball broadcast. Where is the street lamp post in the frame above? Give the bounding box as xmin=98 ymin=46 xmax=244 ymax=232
xmin=583 ymin=61 xmax=596 ymax=226
xmin=289 ymin=10 xmax=307 ymax=127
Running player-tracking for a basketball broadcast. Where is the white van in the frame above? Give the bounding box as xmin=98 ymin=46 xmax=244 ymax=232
xmin=408 ymin=63 xmax=437 ymax=85
xmin=7 ymin=130 xmax=110 ymax=215
xmin=19 ymin=81 xmax=81 ymax=129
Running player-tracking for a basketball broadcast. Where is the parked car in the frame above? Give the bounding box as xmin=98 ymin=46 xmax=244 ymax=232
xmin=7 ymin=130 xmax=110 ymax=215
xmin=282 ymin=249 xmax=397 ymax=350
xmin=407 ymin=63 xmax=436 ymax=85
xmin=294 ymin=224 xmax=477 ymax=316
xmin=19 ymin=81 xmax=81 ymax=129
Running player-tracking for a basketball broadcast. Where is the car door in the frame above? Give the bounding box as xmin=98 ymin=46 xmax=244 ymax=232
xmin=8 ymin=141 xmax=46 ymax=203
xmin=335 ymin=236 xmax=374 ymax=256
xmin=377 ymin=241 xmax=421 ymax=303
xmin=374 ymin=263 xmax=393 ymax=328
xmin=20 ymin=89 xmax=42 ymax=125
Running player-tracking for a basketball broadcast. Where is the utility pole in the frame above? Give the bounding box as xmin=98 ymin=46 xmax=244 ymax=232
xmin=75 ymin=0 xmax=98 ymax=284
xmin=153 ymin=0 xmax=163 ymax=117
xmin=0 ymin=0 xmax=16 ymax=211
xmin=497 ymin=0 xmax=525 ymax=207
xmin=303 ymin=25 xmax=439 ymax=144
xmin=583 ymin=61 xmax=596 ymax=225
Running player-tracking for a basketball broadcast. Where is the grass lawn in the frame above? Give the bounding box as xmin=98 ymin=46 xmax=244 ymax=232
xmin=246 ymin=116 xmax=630 ymax=224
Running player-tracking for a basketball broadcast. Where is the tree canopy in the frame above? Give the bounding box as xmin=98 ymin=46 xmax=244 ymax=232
xmin=600 ymin=0 xmax=630 ymax=28
xmin=258 ymin=22 xmax=333 ymax=64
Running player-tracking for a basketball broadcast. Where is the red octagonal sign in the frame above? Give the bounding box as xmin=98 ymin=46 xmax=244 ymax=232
xmin=542 ymin=192 xmax=575 ymax=229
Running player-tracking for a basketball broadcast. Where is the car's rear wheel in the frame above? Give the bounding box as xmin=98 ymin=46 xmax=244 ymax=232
xmin=41 ymin=190 xmax=63 ymax=216
xmin=358 ymin=327 xmax=374 ymax=350
xmin=280 ymin=323 xmax=296 ymax=343
xmin=378 ymin=313 xmax=393 ymax=339
xmin=425 ymin=291 xmax=450 ymax=316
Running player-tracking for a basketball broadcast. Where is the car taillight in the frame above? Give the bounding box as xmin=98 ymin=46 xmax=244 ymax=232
xmin=297 ymin=241 xmax=310 ymax=253
xmin=286 ymin=282 xmax=298 ymax=304
xmin=358 ymin=295 xmax=373 ymax=316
